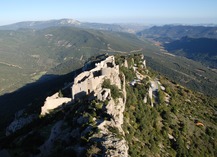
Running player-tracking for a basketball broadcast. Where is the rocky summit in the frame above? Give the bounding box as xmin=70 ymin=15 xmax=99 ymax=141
xmin=0 ymin=54 xmax=216 ymax=157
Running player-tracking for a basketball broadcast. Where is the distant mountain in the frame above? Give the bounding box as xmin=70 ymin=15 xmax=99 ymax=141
xmin=137 ymin=25 xmax=217 ymax=41
xmin=0 ymin=19 xmax=128 ymax=32
xmin=137 ymin=25 xmax=217 ymax=68
xmin=0 ymin=19 xmax=81 ymax=30
xmin=164 ymin=36 xmax=217 ymax=68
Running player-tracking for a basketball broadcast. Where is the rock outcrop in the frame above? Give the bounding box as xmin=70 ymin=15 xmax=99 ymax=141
xmin=3 ymin=54 xmax=216 ymax=157
xmin=97 ymin=87 xmax=128 ymax=157
xmin=71 ymin=55 xmax=128 ymax=156
xmin=6 ymin=115 xmax=37 ymax=136
xmin=5 ymin=55 xmax=129 ymax=157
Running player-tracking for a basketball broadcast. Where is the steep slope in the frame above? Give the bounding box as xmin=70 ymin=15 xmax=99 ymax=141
xmin=137 ymin=24 xmax=217 ymax=68
xmin=1 ymin=24 xmax=217 ymax=98
xmin=164 ymin=36 xmax=217 ymax=68
xmin=0 ymin=55 xmax=129 ymax=157
xmin=118 ymin=54 xmax=217 ymax=156
xmin=137 ymin=25 xmax=217 ymax=40
xmin=136 ymin=25 xmax=217 ymax=94
xmin=0 ymin=27 xmax=146 ymax=95
xmin=0 ymin=54 xmax=216 ymax=157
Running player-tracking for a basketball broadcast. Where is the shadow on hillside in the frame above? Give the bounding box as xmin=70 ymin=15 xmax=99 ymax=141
xmin=0 ymin=54 xmax=108 ymax=138
xmin=0 ymin=67 xmax=83 ymax=135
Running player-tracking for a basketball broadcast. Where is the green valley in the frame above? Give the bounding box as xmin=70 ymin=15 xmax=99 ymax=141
xmin=1 ymin=25 xmax=217 ymax=98
xmin=0 ymin=27 xmax=147 ymax=95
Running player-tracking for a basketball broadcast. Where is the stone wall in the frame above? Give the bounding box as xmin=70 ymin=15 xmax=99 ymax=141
xmin=41 ymin=93 xmax=71 ymax=116
xmin=71 ymin=55 xmax=120 ymax=101
xmin=71 ymin=55 xmax=128 ymax=156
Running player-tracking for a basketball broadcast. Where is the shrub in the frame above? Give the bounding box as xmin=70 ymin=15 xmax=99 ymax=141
xmin=86 ymin=144 xmax=101 ymax=157
xmin=120 ymin=66 xmax=135 ymax=81
xmin=102 ymin=79 xmax=123 ymax=99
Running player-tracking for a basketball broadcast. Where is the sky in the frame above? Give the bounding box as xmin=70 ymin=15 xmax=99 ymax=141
xmin=1 ymin=0 xmax=217 ymax=26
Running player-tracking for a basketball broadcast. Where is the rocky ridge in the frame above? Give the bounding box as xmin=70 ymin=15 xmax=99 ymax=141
xmin=1 ymin=54 xmax=217 ymax=157
xmin=69 ymin=55 xmax=129 ymax=156
xmin=2 ymin=55 xmax=130 ymax=157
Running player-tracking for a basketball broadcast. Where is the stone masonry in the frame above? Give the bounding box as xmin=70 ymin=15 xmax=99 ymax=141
xmin=71 ymin=55 xmax=120 ymax=101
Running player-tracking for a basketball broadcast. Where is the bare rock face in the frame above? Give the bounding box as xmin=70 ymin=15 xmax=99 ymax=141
xmin=6 ymin=115 xmax=37 ymax=136
xmin=124 ymin=59 xmax=128 ymax=68
xmin=97 ymin=95 xmax=128 ymax=157
xmin=71 ymin=55 xmax=129 ymax=156
xmin=37 ymin=120 xmax=64 ymax=157
xmin=6 ymin=109 xmax=37 ymax=136
xmin=102 ymin=135 xmax=128 ymax=157
xmin=95 ymin=60 xmax=128 ymax=156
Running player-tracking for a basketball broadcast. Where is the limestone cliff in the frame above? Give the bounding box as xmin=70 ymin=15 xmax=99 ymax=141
xmin=2 ymin=54 xmax=147 ymax=156
xmin=2 ymin=54 xmax=154 ymax=156
xmin=2 ymin=54 xmax=217 ymax=157
xmin=8 ymin=55 xmax=129 ymax=157
xmin=70 ymin=55 xmax=129 ymax=156
xmin=93 ymin=73 xmax=128 ymax=157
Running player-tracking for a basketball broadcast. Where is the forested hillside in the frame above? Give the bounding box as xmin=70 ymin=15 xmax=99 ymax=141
xmin=137 ymin=25 xmax=217 ymax=40
xmin=0 ymin=54 xmax=216 ymax=157
xmin=164 ymin=36 xmax=217 ymax=68
xmin=0 ymin=27 xmax=147 ymax=95
xmin=1 ymin=25 xmax=217 ymax=99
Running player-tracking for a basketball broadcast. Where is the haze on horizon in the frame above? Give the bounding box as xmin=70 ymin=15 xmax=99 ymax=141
xmin=1 ymin=0 xmax=217 ymax=26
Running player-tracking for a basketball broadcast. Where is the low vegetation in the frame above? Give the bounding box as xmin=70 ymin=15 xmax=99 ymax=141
xmin=102 ymin=79 xmax=123 ymax=99
xmin=0 ymin=54 xmax=216 ymax=157
xmin=117 ymin=54 xmax=217 ymax=157
xmin=0 ymin=97 xmax=112 ymax=156
xmin=137 ymin=25 xmax=217 ymax=40
xmin=164 ymin=36 xmax=217 ymax=68
xmin=0 ymin=27 xmax=147 ymax=95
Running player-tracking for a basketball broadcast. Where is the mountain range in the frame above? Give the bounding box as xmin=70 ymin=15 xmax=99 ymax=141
xmin=0 ymin=19 xmax=217 ymax=157
xmin=137 ymin=25 xmax=217 ymax=40
xmin=164 ymin=36 xmax=217 ymax=68
xmin=0 ymin=20 xmax=217 ymax=96
xmin=0 ymin=19 xmax=147 ymax=33
xmin=137 ymin=25 xmax=217 ymax=68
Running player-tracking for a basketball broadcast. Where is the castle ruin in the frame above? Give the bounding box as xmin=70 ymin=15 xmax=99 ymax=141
xmin=71 ymin=55 xmax=121 ymax=101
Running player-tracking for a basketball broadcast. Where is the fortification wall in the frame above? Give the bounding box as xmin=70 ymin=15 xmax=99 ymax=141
xmin=72 ymin=55 xmax=119 ymax=101
xmin=74 ymin=71 xmax=90 ymax=84
xmin=41 ymin=93 xmax=71 ymax=115
xmin=90 ymin=76 xmax=105 ymax=90
xmin=72 ymin=81 xmax=88 ymax=100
